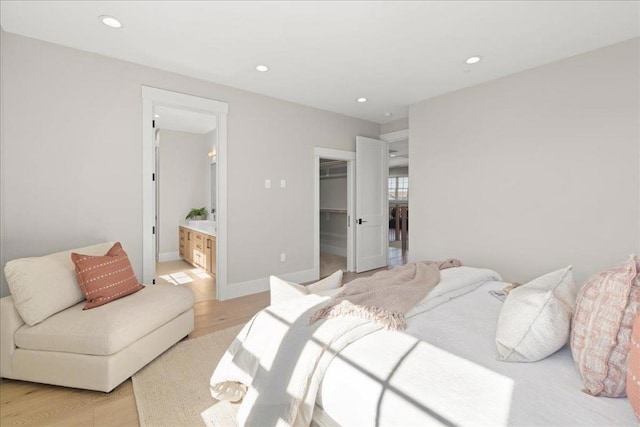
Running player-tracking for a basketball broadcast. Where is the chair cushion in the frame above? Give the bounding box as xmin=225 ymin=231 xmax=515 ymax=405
xmin=15 ymin=284 xmax=195 ymax=356
xmin=5 ymin=242 xmax=115 ymax=326
xmin=71 ymin=242 xmax=144 ymax=309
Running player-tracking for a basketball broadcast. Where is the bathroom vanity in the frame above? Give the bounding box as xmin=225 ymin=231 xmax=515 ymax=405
xmin=179 ymin=223 xmax=216 ymax=275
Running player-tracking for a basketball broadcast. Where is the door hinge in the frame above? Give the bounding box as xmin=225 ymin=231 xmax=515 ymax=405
xmin=152 ymin=173 xmax=155 ymax=181
xmin=152 ymin=119 xmax=156 ymax=128
xmin=152 ymin=226 xmax=156 ymax=234
xmin=152 ymin=279 xmax=156 ymax=285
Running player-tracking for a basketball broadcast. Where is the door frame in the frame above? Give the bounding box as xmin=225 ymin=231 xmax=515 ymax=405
xmin=141 ymin=86 xmax=230 ymax=300
xmin=314 ymin=147 xmax=356 ymax=278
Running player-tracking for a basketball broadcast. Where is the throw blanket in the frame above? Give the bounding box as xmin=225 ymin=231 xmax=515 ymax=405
xmin=310 ymin=259 xmax=461 ymax=330
xmin=210 ymin=264 xmax=494 ymax=427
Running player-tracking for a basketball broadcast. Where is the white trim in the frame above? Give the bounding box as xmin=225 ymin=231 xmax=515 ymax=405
xmin=314 ymin=147 xmax=356 ymax=278
xmin=141 ymin=86 xmax=229 ymax=300
xmin=221 ymin=268 xmax=318 ymax=300
xmin=141 ymin=86 xmax=228 ymax=114
xmin=379 ymin=128 xmax=409 ymax=143
xmin=158 ymin=252 xmax=181 ymax=262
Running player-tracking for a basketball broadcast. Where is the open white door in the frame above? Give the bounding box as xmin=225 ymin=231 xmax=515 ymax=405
xmin=355 ymin=136 xmax=388 ymax=272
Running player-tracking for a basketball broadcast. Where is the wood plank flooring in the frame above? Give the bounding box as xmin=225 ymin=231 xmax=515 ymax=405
xmin=0 ymin=250 xmax=407 ymax=426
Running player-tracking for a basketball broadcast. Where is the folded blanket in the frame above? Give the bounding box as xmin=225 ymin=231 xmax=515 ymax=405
xmin=310 ymin=259 xmax=461 ymax=330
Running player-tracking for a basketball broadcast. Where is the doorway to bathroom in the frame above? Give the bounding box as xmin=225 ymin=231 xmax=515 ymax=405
xmin=141 ymin=86 xmax=230 ymax=300
xmin=153 ymin=107 xmax=217 ymax=302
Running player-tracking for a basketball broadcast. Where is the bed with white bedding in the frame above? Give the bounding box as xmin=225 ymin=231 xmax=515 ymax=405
xmin=210 ymin=266 xmax=636 ymax=426
xmin=316 ymin=279 xmax=635 ymax=426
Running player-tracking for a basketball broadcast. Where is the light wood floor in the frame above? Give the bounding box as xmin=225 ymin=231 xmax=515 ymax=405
xmin=0 ymin=252 xmax=407 ymax=426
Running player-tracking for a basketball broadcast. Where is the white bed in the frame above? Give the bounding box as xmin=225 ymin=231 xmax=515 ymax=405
xmin=315 ymin=280 xmax=635 ymax=426
xmin=210 ymin=267 xmax=636 ymax=426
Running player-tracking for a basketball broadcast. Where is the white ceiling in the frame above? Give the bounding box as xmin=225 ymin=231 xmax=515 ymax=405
xmin=1 ymin=1 xmax=638 ymax=123
xmin=388 ymin=140 xmax=409 ymax=168
xmin=154 ymin=105 xmax=217 ymax=135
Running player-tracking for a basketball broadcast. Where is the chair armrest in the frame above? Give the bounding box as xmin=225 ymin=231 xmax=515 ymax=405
xmin=1 ymin=296 xmax=25 ymax=378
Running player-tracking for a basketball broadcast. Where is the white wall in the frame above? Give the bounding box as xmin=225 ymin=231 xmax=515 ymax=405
xmin=381 ymin=118 xmax=409 ymax=134
xmin=0 ymin=31 xmax=380 ymax=296
xmin=158 ymin=130 xmax=208 ymax=258
xmin=409 ymin=38 xmax=640 ymax=284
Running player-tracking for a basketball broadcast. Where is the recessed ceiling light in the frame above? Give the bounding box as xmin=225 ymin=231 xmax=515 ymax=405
xmin=99 ymin=15 xmax=122 ymax=28
xmin=256 ymin=65 xmax=269 ymax=72
xmin=465 ymin=56 xmax=481 ymax=64
xmin=384 ymin=112 xmax=393 ymax=117
xmin=357 ymin=97 xmax=368 ymax=103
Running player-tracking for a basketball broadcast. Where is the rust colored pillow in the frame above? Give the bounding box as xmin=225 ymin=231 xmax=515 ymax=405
xmin=71 ymin=242 xmax=144 ymax=309
xmin=571 ymin=257 xmax=640 ymax=397
xmin=628 ymin=313 xmax=640 ymax=420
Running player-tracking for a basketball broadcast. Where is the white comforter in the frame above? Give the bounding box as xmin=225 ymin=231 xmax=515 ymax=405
xmin=209 ymin=267 xmax=501 ymax=427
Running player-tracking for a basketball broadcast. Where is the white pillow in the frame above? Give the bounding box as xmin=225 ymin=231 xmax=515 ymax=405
xmin=496 ymin=266 xmax=577 ymax=362
xmin=4 ymin=242 xmax=115 ymax=326
xmin=270 ymin=270 xmax=343 ymax=306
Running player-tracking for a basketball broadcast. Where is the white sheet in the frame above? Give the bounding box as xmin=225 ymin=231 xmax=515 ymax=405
xmin=210 ymin=266 xmax=501 ymax=426
xmin=317 ymin=281 xmax=636 ymax=426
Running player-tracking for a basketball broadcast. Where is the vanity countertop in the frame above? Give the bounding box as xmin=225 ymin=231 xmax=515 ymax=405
xmin=180 ymin=221 xmax=216 ymax=237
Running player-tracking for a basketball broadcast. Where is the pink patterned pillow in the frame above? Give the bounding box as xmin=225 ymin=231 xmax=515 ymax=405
xmin=571 ymin=257 xmax=640 ymax=397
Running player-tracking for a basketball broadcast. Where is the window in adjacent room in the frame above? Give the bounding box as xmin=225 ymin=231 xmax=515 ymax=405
xmin=388 ymin=176 xmax=408 ymax=201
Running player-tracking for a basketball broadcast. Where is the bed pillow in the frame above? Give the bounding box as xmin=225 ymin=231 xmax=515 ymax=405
xmin=496 ymin=266 xmax=576 ymax=362
xmin=4 ymin=242 xmax=115 ymax=325
xmin=270 ymin=270 xmax=343 ymax=305
xmin=71 ymin=242 xmax=144 ymax=309
xmin=627 ymin=313 xmax=640 ymax=420
xmin=571 ymin=256 xmax=640 ymax=397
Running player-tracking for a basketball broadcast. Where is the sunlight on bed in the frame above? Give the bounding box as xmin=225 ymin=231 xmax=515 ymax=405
xmin=319 ymin=331 xmax=514 ymax=426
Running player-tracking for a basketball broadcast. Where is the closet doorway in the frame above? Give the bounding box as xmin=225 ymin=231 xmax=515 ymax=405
xmin=313 ymin=148 xmax=355 ymax=278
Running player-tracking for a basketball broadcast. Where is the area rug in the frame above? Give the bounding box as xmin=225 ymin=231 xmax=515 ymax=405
xmin=132 ymin=324 xmax=243 ymax=427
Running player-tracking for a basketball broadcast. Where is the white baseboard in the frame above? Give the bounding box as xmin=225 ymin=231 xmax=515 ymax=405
xmin=219 ymin=268 xmax=318 ymax=301
xmin=158 ymin=252 xmax=181 ymax=262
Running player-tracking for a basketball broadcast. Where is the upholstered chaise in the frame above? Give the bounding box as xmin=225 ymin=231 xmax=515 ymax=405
xmin=0 ymin=242 xmax=195 ymax=392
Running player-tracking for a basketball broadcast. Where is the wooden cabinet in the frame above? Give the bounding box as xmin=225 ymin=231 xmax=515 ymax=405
xmin=205 ymin=235 xmax=216 ymax=274
xmin=179 ymin=226 xmax=216 ymax=275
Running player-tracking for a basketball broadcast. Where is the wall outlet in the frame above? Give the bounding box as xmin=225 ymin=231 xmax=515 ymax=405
xmin=265 ymin=179 xmax=271 ymax=189
xmin=280 ymin=252 xmax=286 ymax=262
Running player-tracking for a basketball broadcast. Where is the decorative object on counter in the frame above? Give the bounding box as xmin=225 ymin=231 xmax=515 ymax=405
xmin=185 ymin=207 xmax=207 ymax=220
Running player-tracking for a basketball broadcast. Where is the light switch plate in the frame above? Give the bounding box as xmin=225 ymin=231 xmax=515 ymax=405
xmin=265 ymin=179 xmax=271 ymax=189
xmin=280 ymin=179 xmax=286 ymax=188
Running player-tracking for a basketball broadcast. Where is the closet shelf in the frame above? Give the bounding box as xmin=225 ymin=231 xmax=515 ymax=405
xmin=320 ymin=173 xmax=347 ymax=179
xmin=320 ymin=208 xmax=347 ymax=214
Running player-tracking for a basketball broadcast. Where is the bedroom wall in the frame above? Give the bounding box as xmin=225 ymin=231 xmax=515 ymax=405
xmin=158 ymin=130 xmax=208 ymax=259
xmin=381 ymin=118 xmax=409 ymax=134
xmin=0 ymin=31 xmax=380 ymax=297
xmin=409 ymin=38 xmax=640 ymax=284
